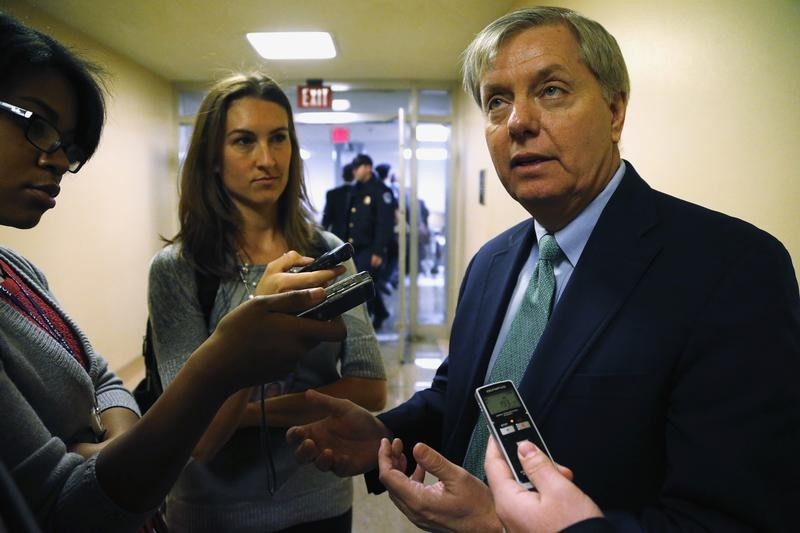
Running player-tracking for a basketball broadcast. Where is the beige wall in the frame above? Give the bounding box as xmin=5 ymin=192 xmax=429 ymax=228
xmin=451 ymin=0 xmax=800 ymax=315
xmin=0 ymin=0 xmax=178 ymax=370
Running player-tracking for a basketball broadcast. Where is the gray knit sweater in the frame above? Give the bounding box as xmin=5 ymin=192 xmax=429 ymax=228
xmin=0 ymin=246 xmax=145 ymax=532
xmin=148 ymin=231 xmax=385 ymax=532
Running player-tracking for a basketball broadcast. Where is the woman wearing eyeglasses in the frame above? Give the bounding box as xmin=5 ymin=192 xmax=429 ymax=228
xmin=0 ymin=12 xmax=345 ymax=532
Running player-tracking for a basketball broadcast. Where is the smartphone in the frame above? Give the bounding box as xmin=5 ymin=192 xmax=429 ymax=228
xmin=291 ymin=242 xmax=354 ymax=273
xmin=297 ymin=270 xmax=374 ymax=320
xmin=475 ymin=380 xmax=554 ymax=489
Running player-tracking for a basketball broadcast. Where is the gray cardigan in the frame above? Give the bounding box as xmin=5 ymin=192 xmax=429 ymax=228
xmin=0 ymin=246 xmax=145 ymax=533
xmin=148 ymin=231 xmax=385 ymax=532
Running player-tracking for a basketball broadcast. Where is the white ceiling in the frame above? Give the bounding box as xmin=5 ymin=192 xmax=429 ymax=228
xmin=20 ymin=0 xmax=516 ymax=84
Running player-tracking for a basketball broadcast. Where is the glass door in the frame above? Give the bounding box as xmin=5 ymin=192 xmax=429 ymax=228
xmin=286 ymin=86 xmax=453 ymax=346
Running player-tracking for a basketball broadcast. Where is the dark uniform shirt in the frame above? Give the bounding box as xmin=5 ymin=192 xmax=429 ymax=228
xmin=345 ymin=177 xmax=394 ymax=257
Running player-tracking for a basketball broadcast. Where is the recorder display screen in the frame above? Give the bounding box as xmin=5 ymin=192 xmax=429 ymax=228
xmin=483 ymin=388 xmax=522 ymax=415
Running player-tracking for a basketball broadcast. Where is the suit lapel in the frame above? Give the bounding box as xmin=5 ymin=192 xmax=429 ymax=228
xmin=446 ymin=221 xmax=536 ymax=459
xmin=520 ymin=166 xmax=662 ymax=420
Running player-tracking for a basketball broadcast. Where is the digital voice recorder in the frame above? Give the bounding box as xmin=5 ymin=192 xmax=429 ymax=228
xmin=291 ymin=242 xmax=354 ymax=273
xmin=475 ymin=380 xmax=554 ymax=489
xmin=296 ymin=270 xmax=374 ymax=320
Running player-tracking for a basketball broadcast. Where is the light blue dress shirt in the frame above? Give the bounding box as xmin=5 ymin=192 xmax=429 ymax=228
xmin=484 ymin=161 xmax=626 ymax=379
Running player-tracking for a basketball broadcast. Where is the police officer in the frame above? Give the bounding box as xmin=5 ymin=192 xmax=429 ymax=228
xmin=347 ymin=154 xmax=393 ymax=329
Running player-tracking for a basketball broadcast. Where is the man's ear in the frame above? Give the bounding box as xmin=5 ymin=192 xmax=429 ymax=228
xmin=609 ymin=92 xmax=627 ymax=144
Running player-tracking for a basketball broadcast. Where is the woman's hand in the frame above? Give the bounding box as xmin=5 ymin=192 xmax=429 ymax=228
xmin=255 ymin=250 xmax=345 ymax=296
xmin=94 ymin=290 xmax=344 ymax=513
xmin=203 ymin=288 xmax=347 ymax=389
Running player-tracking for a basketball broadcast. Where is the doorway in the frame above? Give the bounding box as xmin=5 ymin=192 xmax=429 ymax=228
xmin=292 ymin=86 xmax=452 ymax=343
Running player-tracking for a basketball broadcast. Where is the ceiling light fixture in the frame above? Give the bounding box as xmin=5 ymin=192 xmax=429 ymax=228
xmin=246 ymin=32 xmax=336 ymax=60
xmin=331 ymin=99 xmax=351 ymax=111
xmin=295 ymin=111 xmax=360 ymax=124
xmin=416 ymin=124 xmax=450 ymax=143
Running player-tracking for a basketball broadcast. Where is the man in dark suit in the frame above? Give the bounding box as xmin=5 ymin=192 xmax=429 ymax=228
xmin=289 ymin=6 xmax=800 ymax=532
xmin=321 ymin=163 xmax=354 ymax=241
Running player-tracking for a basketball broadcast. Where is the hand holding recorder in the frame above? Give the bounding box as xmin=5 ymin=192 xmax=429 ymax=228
xmin=251 ymin=242 xmax=353 ymax=296
xmin=484 ymin=439 xmax=602 ymax=532
xmin=475 ymin=380 xmax=553 ymax=489
xmin=291 ymin=242 xmax=354 ymax=273
xmin=288 ymin=242 xmax=375 ymax=320
xmin=253 ymin=250 xmax=345 ymax=296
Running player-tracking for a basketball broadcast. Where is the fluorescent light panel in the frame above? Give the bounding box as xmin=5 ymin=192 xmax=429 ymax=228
xmin=246 ymin=32 xmax=336 ymax=60
xmin=416 ymin=124 xmax=450 ymax=142
xmin=331 ymin=99 xmax=351 ymax=111
xmin=295 ymin=111 xmax=360 ymax=124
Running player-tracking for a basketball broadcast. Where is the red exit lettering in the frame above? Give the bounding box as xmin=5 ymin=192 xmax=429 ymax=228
xmin=297 ymin=86 xmax=332 ymax=109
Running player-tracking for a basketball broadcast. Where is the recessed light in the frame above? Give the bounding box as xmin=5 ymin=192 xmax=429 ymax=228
xmin=295 ymin=111 xmax=360 ymax=124
xmin=416 ymin=124 xmax=450 ymax=143
xmin=246 ymin=32 xmax=336 ymax=60
xmin=331 ymin=99 xmax=351 ymax=111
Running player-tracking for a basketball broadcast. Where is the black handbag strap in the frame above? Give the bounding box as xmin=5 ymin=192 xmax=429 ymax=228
xmin=195 ymin=269 xmax=219 ymax=327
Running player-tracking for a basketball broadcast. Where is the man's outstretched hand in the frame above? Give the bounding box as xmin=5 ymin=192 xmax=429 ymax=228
xmin=286 ymin=389 xmax=391 ymax=476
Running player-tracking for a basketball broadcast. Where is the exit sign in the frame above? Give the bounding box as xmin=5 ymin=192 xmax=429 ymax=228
xmin=297 ymin=85 xmax=332 ymax=109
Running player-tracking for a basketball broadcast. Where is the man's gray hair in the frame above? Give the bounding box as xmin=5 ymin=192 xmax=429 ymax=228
xmin=461 ymin=6 xmax=630 ymax=107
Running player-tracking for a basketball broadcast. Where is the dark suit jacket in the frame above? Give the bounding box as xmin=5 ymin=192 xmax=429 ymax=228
xmin=321 ymin=184 xmax=352 ymax=242
xmin=377 ymin=163 xmax=800 ymax=531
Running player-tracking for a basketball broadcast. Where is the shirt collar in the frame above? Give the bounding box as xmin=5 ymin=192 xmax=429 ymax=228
xmin=534 ymin=160 xmax=626 ymax=267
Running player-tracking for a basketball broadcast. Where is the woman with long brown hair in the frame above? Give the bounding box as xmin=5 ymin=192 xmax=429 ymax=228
xmin=148 ymin=72 xmax=386 ymax=532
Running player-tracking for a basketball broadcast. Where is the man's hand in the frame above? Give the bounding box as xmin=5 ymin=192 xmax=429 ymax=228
xmin=378 ymin=438 xmax=503 ymax=533
xmin=484 ymin=438 xmax=603 ymax=533
xmin=370 ymin=253 xmax=383 ymax=269
xmin=286 ymin=389 xmax=390 ymax=476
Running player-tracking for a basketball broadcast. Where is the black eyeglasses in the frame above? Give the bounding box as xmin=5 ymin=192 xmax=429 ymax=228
xmin=0 ymin=100 xmax=86 ymax=173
